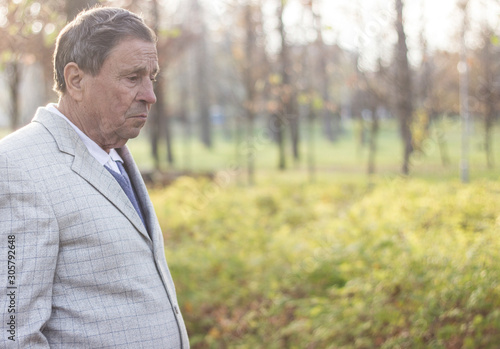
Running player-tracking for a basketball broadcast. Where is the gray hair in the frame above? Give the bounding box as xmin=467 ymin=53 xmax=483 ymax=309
xmin=53 ymin=6 xmax=156 ymax=95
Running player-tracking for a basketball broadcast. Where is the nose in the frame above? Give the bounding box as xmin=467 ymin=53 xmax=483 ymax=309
xmin=138 ymin=78 xmax=157 ymax=105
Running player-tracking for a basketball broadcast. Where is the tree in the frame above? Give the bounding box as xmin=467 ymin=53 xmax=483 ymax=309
xmin=269 ymin=0 xmax=288 ymax=170
xmin=273 ymin=0 xmax=301 ymax=169
xmin=350 ymin=0 xmax=392 ymax=176
xmin=241 ymin=1 xmax=263 ymax=184
xmin=393 ymin=0 xmax=414 ymax=175
xmin=300 ymin=0 xmax=320 ymax=181
xmin=192 ymin=0 xmax=212 ymax=149
xmin=458 ymin=0 xmax=470 ymax=183
xmin=0 ymin=0 xmax=63 ymax=130
xmin=475 ymin=28 xmax=499 ymax=169
xmin=148 ymin=0 xmax=176 ymax=170
xmin=457 ymin=0 xmax=500 ymax=170
xmin=309 ymin=0 xmax=336 ymax=143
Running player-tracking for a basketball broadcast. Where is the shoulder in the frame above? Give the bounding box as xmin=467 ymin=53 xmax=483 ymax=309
xmin=0 ymin=107 xmax=79 ymax=164
xmin=0 ymin=122 xmax=54 ymax=163
xmin=0 ymin=119 xmax=46 ymax=145
xmin=0 ymin=112 xmax=77 ymax=184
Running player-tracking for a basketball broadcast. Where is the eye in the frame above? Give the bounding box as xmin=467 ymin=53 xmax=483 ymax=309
xmin=127 ymin=75 xmax=139 ymax=82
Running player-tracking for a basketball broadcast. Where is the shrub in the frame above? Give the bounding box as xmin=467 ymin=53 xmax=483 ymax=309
xmin=151 ymin=177 xmax=500 ymax=348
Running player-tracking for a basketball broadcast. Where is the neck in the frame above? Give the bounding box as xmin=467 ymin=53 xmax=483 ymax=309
xmin=57 ymin=97 xmax=113 ymax=153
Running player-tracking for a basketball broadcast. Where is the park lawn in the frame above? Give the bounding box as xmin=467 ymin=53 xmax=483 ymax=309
xmin=2 ymin=116 xmax=499 ymax=180
xmin=152 ymin=174 xmax=500 ymax=348
xmin=128 ymin=116 xmax=500 ymax=182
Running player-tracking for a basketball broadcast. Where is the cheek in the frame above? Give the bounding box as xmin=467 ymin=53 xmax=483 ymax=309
xmin=108 ymin=88 xmax=137 ymax=114
xmin=85 ymin=84 xmax=115 ymax=117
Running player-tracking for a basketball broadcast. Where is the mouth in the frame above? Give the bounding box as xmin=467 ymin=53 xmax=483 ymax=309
xmin=129 ymin=114 xmax=148 ymax=121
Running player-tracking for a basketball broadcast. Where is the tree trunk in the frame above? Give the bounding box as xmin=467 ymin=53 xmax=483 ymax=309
xmin=277 ymin=0 xmax=295 ymax=167
xmin=481 ymin=29 xmax=495 ymax=169
xmin=313 ymin=8 xmax=334 ymax=143
xmin=149 ymin=0 xmax=174 ymax=170
xmin=245 ymin=114 xmax=255 ymax=185
xmin=244 ymin=4 xmax=256 ymax=185
xmin=149 ymin=76 xmax=172 ymax=170
xmin=290 ymin=106 xmax=300 ymax=163
xmin=306 ymin=104 xmax=316 ymax=182
xmin=459 ymin=0 xmax=470 ymax=183
xmin=394 ymin=0 xmax=414 ymax=175
xmin=150 ymin=104 xmax=161 ymax=170
xmin=193 ymin=0 xmax=212 ymax=149
xmin=180 ymin=68 xmax=192 ymax=171
xmin=367 ymin=108 xmax=379 ymax=175
xmin=273 ymin=113 xmax=286 ymax=171
xmin=157 ymin=76 xmax=174 ymax=167
xmin=197 ymin=46 xmax=211 ymax=149
xmin=485 ymin=118 xmax=494 ymax=168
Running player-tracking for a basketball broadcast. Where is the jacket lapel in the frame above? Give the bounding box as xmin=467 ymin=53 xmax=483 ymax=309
xmin=33 ymin=107 xmax=151 ymax=242
xmin=117 ymin=147 xmax=162 ymax=250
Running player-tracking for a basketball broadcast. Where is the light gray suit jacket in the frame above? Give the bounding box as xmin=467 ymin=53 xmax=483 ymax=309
xmin=0 ymin=107 xmax=189 ymax=348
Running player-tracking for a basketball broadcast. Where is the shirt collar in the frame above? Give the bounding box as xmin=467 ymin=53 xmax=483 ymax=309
xmin=46 ymin=103 xmax=123 ymax=170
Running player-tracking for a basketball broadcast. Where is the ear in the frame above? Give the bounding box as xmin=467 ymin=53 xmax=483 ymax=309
xmin=63 ymin=62 xmax=85 ymax=101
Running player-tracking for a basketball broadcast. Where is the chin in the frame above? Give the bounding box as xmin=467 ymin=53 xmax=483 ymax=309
xmin=128 ymin=127 xmax=144 ymax=139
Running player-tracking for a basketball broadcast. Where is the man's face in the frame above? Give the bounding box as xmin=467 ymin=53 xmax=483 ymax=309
xmin=81 ymin=37 xmax=159 ymax=150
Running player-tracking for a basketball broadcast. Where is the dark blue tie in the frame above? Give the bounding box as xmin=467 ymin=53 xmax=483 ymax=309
xmin=105 ymin=161 xmax=147 ymax=232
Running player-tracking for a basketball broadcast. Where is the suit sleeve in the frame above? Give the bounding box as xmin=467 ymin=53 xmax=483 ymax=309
xmin=0 ymin=155 xmax=59 ymax=348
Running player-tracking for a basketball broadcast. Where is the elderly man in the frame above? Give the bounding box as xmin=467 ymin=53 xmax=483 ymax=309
xmin=0 ymin=7 xmax=189 ymax=348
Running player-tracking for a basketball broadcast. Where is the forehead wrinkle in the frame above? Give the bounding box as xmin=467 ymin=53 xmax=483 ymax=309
xmin=121 ymin=64 xmax=160 ymax=78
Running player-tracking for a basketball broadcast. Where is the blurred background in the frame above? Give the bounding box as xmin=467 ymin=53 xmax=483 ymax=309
xmin=0 ymin=0 xmax=499 ymax=182
xmin=1 ymin=0 xmax=500 ymax=348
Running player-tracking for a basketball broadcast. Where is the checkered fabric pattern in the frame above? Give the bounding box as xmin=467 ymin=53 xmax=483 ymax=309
xmin=0 ymin=107 xmax=189 ymax=348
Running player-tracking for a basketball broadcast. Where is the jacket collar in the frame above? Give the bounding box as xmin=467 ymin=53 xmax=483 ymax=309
xmin=32 ymin=107 xmax=152 ymax=244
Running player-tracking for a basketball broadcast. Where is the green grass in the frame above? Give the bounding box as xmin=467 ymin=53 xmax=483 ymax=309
xmin=126 ymin=117 xmax=499 ymax=183
xmin=2 ymin=116 xmax=498 ymax=181
xmin=141 ymin=117 xmax=500 ymax=348
xmin=152 ymin=175 xmax=500 ymax=348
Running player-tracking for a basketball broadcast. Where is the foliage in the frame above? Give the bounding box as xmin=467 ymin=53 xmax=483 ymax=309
xmin=152 ymin=176 xmax=500 ymax=348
